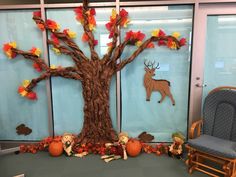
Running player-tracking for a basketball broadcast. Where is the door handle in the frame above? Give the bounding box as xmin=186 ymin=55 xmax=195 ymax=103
xmin=195 ymin=83 xmax=207 ymax=87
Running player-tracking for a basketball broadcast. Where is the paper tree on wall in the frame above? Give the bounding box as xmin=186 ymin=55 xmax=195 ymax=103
xmin=2 ymin=0 xmax=186 ymax=144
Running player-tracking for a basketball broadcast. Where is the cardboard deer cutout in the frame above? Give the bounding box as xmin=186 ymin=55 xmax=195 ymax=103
xmin=144 ymin=61 xmax=175 ymax=106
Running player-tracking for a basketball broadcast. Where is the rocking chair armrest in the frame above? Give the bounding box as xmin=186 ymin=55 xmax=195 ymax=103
xmin=189 ymin=119 xmax=203 ymax=139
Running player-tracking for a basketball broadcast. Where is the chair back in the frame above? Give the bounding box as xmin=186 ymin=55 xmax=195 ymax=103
xmin=203 ymin=87 xmax=236 ymax=141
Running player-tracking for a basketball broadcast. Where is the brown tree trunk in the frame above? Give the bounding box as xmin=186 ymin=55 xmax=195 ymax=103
xmin=77 ymin=62 xmax=118 ymax=144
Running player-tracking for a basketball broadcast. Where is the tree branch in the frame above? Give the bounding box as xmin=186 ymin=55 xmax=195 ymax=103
xmin=33 ymin=16 xmax=88 ymax=61
xmin=110 ymin=39 xmax=129 ymax=62
xmin=103 ymin=17 xmax=122 ymax=61
xmin=116 ymin=36 xmax=180 ymax=71
xmin=25 ymin=67 xmax=83 ymax=92
xmin=47 ymin=39 xmax=81 ymax=64
xmin=81 ymin=7 xmax=99 ymax=60
xmin=12 ymin=48 xmax=49 ymax=71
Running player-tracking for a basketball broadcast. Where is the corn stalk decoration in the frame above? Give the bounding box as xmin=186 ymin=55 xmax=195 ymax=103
xmin=3 ymin=0 xmax=186 ymax=144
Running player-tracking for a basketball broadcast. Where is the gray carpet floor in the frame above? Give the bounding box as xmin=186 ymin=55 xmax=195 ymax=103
xmin=0 ymin=152 xmax=208 ymax=177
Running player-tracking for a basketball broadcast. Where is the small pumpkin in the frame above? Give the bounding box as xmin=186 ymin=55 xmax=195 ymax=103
xmin=48 ymin=140 xmax=63 ymax=157
xmin=126 ymin=139 xmax=142 ymax=157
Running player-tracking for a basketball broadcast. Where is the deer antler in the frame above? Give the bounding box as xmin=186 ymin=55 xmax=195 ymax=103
xmin=144 ymin=60 xmax=152 ymax=69
xmin=151 ymin=61 xmax=160 ymax=69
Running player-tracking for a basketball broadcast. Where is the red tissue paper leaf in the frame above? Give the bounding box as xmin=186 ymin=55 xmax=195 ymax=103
xmin=46 ymin=19 xmax=60 ymax=32
xmin=158 ymin=29 xmax=166 ymax=37
xmin=108 ymin=31 xmax=114 ymax=39
xmin=119 ymin=9 xmax=128 ymax=18
xmin=93 ymin=40 xmax=98 ymax=46
xmin=50 ymin=34 xmax=60 ymax=45
xmin=33 ymin=11 xmax=41 ymax=18
xmin=158 ymin=40 xmax=166 ymax=46
xmin=74 ymin=6 xmax=83 ymax=15
xmin=90 ymin=8 xmax=96 ymax=16
xmin=105 ymin=22 xmax=112 ymax=32
xmin=26 ymin=92 xmax=37 ymax=100
xmin=179 ymin=38 xmax=187 ymax=46
xmin=125 ymin=30 xmax=145 ymax=42
xmin=33 ymin=63 xmax=42 ymax=72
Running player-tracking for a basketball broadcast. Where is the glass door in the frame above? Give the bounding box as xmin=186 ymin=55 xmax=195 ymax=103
xmin=189 ymin=4 xmax=236 ymax=127
xmin=202 ymin=14 xmax=236 ymax=99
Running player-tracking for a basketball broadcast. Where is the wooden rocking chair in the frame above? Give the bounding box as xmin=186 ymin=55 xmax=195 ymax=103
xmin=186 ymin=86 xmax=236 ymax=177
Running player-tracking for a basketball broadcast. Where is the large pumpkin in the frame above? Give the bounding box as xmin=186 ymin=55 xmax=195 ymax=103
xmin=48 ymin=141 xmax=63 ymax=157
xmin=126 ymin=139 xmax=142 ymax=157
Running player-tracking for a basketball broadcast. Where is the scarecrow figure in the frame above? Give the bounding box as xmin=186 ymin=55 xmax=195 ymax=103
xmin=61 ymin=133 xmax=88 ymax=157
xmin=168 ymin=132 xmax=185 ymax=159
xmin=101 ymin=132 xmax=129 ymax=162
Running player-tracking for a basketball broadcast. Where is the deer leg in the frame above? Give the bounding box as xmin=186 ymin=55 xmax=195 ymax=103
xmin=158 ymin=91 xmax=166 ymax=103
xmin=168 ymin=92 xmax=175 ymax=106
xmin=146 ymin=89 xmax=152 ymax=101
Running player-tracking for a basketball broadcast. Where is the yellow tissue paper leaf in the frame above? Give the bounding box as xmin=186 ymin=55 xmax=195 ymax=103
xmin=22 ymin=80 xmax=30 ymax=88
xmin=135 ymin=41 xmax=142 ymax=47
xmin=9 ymin=42 xmax=17 ymax=48
xmin=50 ymin=65 xmax=57 ymax=69
xmin=52 ymin=47 xmax=61 ymax=55
xmin=172 ymin=32 xmax=180 ymax=39
xmin=20 ymin=90 xmax=28 ymax=97
xmin=67 ymin=31 xmax=76 ymax=38
xmin=112 ymin=9 xmax=117 ymax=19
xmin=151 ymin=29 xmax=160 ymax=37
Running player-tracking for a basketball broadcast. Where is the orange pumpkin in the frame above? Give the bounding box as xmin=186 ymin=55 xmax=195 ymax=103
xmin=126 ymin=139 xmax=142 ymax=157
xmin=48 ymin=141 xmax=63 ymax=157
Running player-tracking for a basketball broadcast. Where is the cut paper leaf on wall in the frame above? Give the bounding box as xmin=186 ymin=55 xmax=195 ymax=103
xmin=3 ymin=42 xmax=17 ymax=59
xmin=46 ymin=19 xmax=60 ymax=32
xmin=125 ymin=30 xmax=145 ymax=46
xmin=18 ymin=80 xmax=38 ymax=100
xmin=16 ymin=124 xmax=32 ymax=136
xmin=138 ymin=132 xmax=154 ymax=143
xmin=151 ymin=29 xmax=166 ymax=37
xmin=63 ymin=29 xmax=76 ymax=39
xmin=30 ymin=47 xmax=41 ymax=57
xmin=106 ymin=9 xmax=129 ymax=39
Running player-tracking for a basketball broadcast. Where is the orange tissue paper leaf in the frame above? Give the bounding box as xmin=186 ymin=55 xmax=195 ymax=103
xmin=147 ymin=42 xmax=155 ymax=48
xmin=82 ymin=33 xmax=89 ymax=42
xmin=30 ymin=47 xmax=41 ymax=57
xmin=37 ymin=24 xmax=45 ymax=31
xmin=3 ymin=42 xmax=17 ymax=59
xmin=18 ymin=86 xmax=25 ymax=94
xmin=167 ymin=38 xmax=177 ymax=49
